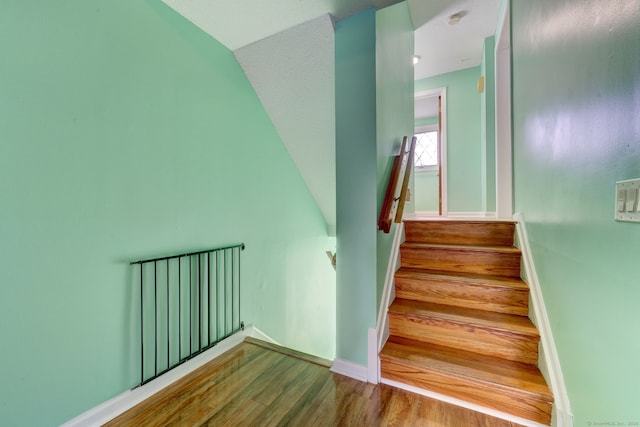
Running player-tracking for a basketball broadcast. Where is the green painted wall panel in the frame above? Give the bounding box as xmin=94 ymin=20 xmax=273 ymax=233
xmin=511 ymin=0 xmax=640 ymax=424
xmin=0 ymin=1 xmax=335 ymax=425
xmin=335 ymin=9 xmax=377 ymax=366
xmin=375 ymin=2 xmax=414 ymax=313
xmin=415 ymin=67 xmax=483 ymax=212
xmin=415 ymin=170 xmax=440 ymax=212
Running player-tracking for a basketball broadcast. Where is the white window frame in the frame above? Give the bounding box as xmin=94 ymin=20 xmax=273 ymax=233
xmin=414 ymin=124 xmax=439 ymax=172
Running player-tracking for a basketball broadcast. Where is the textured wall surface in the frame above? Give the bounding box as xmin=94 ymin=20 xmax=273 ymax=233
xmin=511 ymin=0 xmax=640 ymax=424
xmin=235 ymin=15 xmax=336 ymax=233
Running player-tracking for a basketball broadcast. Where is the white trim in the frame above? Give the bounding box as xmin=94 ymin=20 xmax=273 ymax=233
xmin=247 ymin=325 xmax=281 ymax=345
xmin=367 ymin=328 xmax=378 ymax=384
xmin=330 ymin=358 xmax=368 ymax=382
xmin=62 ymin=327 xmax=259 ymax=427
xmin=495 ymin=0 xmax=513 ymax=219
xmin=414 ymin=123 xmax=438 ymax=133
xmin=514 ymin=212 xmax=573 ymax=427
xmin=376 ymin=222 xmax=404 ymax=350
xmin=413 ymin=210 xmax=439 ymax=216
xmin=415 ymin=87 xmax=448 ymax=216
xmin=445 ymin=211 xmax=497 ymax=219
xmin=380 ymin=378 xmax=549 ymax=427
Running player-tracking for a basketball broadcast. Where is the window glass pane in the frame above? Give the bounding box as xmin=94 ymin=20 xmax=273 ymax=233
xmin=414 ymin=131 xmax=438 ymax=167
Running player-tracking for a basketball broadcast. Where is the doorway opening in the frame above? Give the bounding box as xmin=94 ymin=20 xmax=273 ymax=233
xmin=414 ymin=88 xmax=447 ymax=216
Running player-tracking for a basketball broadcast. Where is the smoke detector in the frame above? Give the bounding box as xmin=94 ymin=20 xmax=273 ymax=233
xmin=448 ymin=11 xmax=467 ymax=25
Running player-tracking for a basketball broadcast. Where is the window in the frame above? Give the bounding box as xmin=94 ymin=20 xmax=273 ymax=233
xmin=414 ymin=129 xmax=438 ymax=170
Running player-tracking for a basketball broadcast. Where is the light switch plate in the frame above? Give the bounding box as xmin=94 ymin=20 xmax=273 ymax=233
xmin=615 ymin=178 xmax=640 ymax=223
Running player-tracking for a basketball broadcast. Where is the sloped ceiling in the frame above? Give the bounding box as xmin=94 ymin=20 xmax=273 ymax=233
xmin=234 ymin=15 xmax=337 ymax=233
xmin=160 ymin=0 xmax=500 ymax=234
xmin=162 ymin=0 xmax=403 ymax=51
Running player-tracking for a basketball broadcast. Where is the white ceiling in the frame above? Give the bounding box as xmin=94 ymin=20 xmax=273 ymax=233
xmin=411 ymin=0 xmax=501 ymax=80
xmin=162 ymin=0 xmax=500 ymax=80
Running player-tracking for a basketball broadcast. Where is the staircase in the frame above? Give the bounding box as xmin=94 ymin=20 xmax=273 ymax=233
xmin=379 ymin=219 xmax=554 ymax=425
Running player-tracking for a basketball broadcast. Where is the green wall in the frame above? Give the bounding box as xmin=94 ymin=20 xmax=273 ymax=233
xmin=415 ymin=170 xmax=440 ymax=212
xmin=511 ymin=0 xmax=640 ymax=424
xmin=415 ymin=67 xmax=483 ymax=213
xmin=335 ymin=2 xmax=413 ymax=367
xmin=0 ymin=1 xmax=335 ymax=425
xmin=335 ymin=9 xmax=378 ymax=366
xmin=375 ymin=2 xmax=414 ymax=312
xmin=480 ymin=36 xmax=496 ymax=213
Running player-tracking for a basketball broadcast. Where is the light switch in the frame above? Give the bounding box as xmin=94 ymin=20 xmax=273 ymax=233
xmin=617 ymin=189 xmax=626 ymax=212
xmin=626 ymin=188 xmax=638 ymax=212
xmin=616 ymin=178 xmax=640 ymax=223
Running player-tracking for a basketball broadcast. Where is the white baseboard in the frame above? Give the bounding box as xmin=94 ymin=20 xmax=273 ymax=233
xmin=330 ymin=358 xmax=368 ymax=382
xmin=380 ymin=378 xmax=548 ymax=427
xmin=367 ymin=328 xmax=378 ymax=383
xmin=62 ymin=327 xmax=258 ymax=427
xmin=411 ymin=211 xmax=498 ymax=218
xmin=376 ymin=222 xmax=404 ymax=351
xmin=446 ymin=211 xmax=497 ymax=218
xmin=247 ymin=325 xmax=280 ymax=345
xmin=513 ymin=213 xmax=573 ymax=427
xmin=413 ymin=210 xmax=439 ymax=216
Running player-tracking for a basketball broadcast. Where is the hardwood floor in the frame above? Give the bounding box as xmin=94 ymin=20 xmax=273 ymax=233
xmin=104 ymin=340 xmax=523 ymax=426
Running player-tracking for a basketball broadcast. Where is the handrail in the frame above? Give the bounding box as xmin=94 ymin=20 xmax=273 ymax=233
xmin=130 ymin=243 xmax=245 ymax=387
xmin=378 ymin=136 xmax=417 ymax=233
xmin=395 ymin=136 xmax=417 ymax=223
xmin=130 ymin=243 xmax=245 ymax=265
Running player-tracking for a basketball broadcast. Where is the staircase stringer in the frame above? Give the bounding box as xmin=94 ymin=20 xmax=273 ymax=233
xmin=376 ymin=222 xmax=405 ymax=359
xmin=514 ymin=213 xmax=573 ymax=427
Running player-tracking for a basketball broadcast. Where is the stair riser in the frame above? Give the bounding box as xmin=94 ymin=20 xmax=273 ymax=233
xmin=395 ymin=277 xmax=529 ymax=316
xmin=389 ymin=314 xmax=539 ymax=365
xmin=400 ymin=247 xmax=521 ymax=277
xmin=380 ymin=357 xmax=552 ymax=425
xmin=404 ymin=221 xmax=515 ymax=246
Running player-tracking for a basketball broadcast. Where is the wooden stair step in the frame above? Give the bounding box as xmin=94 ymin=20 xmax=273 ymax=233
xmin=400 ymin=242 xmax=522 ymax=277
xmin=388 ymin=299 xmax=539 ymax=364
xmin=380 ymin=336 xmax=553 ymax=425
xmin=404 ymin=219 xmax=516 ymax=246
xmin=395 ymin=267 xmax=529 ymax=316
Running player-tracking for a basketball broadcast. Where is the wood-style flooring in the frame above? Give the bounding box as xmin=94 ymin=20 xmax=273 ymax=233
xmin=104 ymin=340 xmax=523 ymax=426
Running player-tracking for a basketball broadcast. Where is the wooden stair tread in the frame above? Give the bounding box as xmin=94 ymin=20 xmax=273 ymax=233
xmin=401 ymin=242 xmax=521 ymax=254
xmin=384 ymin=219 xmax=552 ymax=424
xmin=388 ymin=299 xmax=539 ymax=338
xmin=381 ymin=336 xmax=552 ymax=401
xmin=404 ymin=219 xmax=516 ymax=224
xmin=403 ymin=219 xmax=517 ymax=246
xmin=395 ymin=267 xmax=529 ymax=290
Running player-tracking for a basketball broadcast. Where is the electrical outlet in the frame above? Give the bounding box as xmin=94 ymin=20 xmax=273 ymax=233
xmin=615 ymin=179 xmax=640 ymax=223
